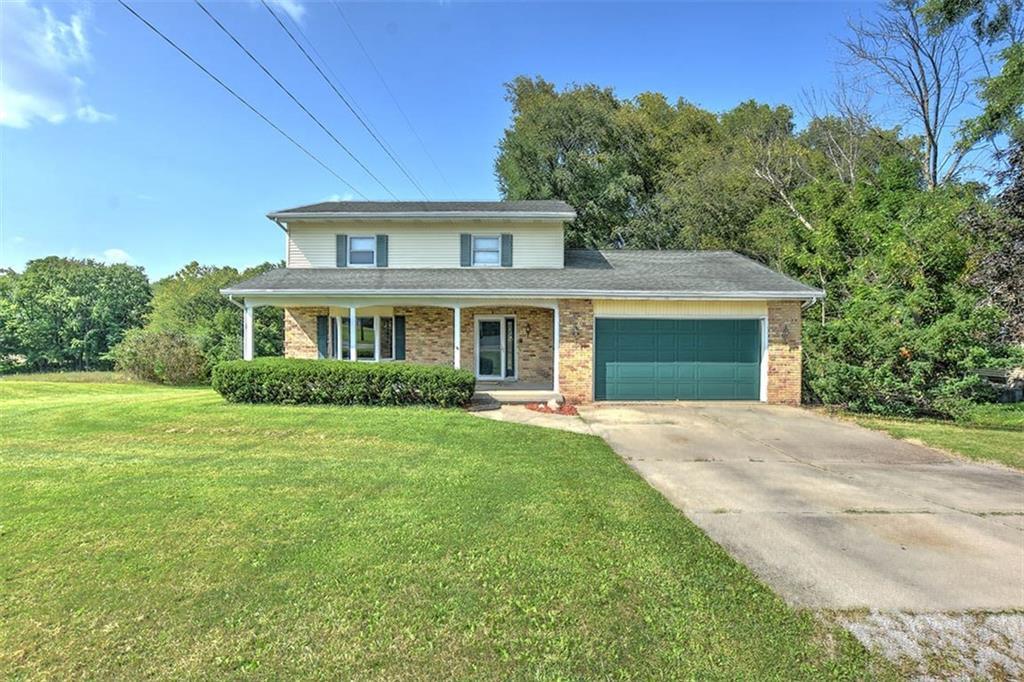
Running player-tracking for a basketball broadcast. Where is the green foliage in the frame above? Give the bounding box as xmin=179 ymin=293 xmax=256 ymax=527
xmin=147 ymin=261 xmax=283 ymax=366
xmin=0 ymin=257 xmax=151 ymax=372
xmin=922 ymin=0 xmax=1024 ymax=146
xmin=212 ymin=358 xmax=477 ymax=407
xmin=497 ymin=76 xmax=1015 ymax=418
xmin=108 ymin=329 xmax=207 ymax=385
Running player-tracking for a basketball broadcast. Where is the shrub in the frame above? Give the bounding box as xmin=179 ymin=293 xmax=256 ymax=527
xmin=211 ymin=358 xmax=477 ymax=408
xmin=109 ymin=329 xmax=208 ymax=385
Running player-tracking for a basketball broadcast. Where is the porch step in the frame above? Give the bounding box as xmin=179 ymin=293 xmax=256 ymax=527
xmin=472 ymin=389 xmax=561 ymax=405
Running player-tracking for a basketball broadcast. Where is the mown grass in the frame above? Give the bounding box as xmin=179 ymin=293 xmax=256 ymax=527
xmin=851 ymin=403 xmax=1024 ymax=470
xmin=0 ymin=376 xmax=887 ymax=679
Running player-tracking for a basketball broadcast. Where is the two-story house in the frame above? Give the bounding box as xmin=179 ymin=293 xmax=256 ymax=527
xmin=221 ymin=200 xmax=823 ymax=404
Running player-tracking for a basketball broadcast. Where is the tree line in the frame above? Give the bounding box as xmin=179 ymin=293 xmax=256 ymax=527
xmin=0 ymin=259 xmax=284 ymax=383
xmin=494 ymin=0 xmax=1023 ymax=417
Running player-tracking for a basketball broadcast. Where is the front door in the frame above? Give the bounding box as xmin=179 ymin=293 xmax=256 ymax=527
xmin=476 ymin=317 xmax=516 ymax=380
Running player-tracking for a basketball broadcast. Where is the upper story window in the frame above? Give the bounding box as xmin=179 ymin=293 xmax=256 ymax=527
xmin=472 ymin=235 xmax=500 ymax=266
xmin=348 ymin=236 xmax=376 ymax=266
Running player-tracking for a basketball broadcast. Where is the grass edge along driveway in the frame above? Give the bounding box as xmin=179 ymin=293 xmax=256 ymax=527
xmin=847 ymin=403 xmax=1024 ymax=471
xmin=0 ymin=377 xmax=890 ymax=679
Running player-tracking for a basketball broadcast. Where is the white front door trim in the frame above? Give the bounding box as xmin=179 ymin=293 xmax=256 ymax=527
xmin=474 ymin=315 xmax=517 ymax=381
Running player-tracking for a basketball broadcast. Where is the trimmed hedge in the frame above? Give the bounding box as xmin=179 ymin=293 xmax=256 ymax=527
xmin=211 ymin=358 xmax=476 ymax=407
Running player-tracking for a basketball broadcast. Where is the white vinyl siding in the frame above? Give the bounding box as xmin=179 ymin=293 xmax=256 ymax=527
xmin=286 ymin=221 xmax=564 ymax=268
xmin=593 ymin=300 xmax=769 ymax=317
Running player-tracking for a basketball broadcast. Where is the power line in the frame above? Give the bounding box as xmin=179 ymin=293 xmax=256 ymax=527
xmin=194 ymin=0 xmax=397 ymax=200
xmin=260 ymin=0 xmax=430 ymax=200
xmin=117 ymin=0 xmax=367 ymax=199
xmin=279 ymin=7 xmax=405 ymax=175
xmin=332 ymin=0 xmax=455 ymax=197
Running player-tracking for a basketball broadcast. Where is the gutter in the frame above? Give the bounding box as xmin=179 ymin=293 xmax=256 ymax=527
xmin=265 ymin=210 xmax=577 ymax=221
xmin=220 ymin=287 xmax=826 ymax=301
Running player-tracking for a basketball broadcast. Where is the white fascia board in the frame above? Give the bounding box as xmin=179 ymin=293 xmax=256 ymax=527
xmin=265 ymin=211 xmax=576 ymax=222
xmin=221 ymin=288 xmax=825 ymax=300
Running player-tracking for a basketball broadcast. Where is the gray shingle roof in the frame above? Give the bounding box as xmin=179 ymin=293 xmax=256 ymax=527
xmin=223 ymin=250 xmax=823 ymax=300
xmin=269 ymin=200 xmax=575 ymax=218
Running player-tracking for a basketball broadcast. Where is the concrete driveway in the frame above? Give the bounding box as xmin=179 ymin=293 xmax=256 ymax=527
xmin=577 ymin=403 xmax=1024 ymax=611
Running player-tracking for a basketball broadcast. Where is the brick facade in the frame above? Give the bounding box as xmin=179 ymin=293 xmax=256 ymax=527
xmin=459 ymin=307 xmax=553 ymax=384
xmin=557 ymin=299 xmax=595 ymax=404
xmin=284 ymin=307 xmax=328 ymax=359
xmin=285 ymin=299 xmax=803 ymax=406
xmin=766 ymin=300 xmax=802 ymax=405
xmin=394 ymin=306 xmax=455 ymax=366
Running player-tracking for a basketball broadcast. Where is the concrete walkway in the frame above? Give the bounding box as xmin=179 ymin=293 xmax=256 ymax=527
xmin=575 ymin=403 xmax=1024 ymax=611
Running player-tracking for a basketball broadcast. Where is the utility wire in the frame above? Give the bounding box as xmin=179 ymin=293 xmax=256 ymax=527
xmin=280 ymin=8 xmax=405 ymax=173
xmin=260 ymin=0 xmax=430 ymax=200
xmin=332 ymin=0 xmax=455 ymax=197
xmin=194 ymin=0 xmax=397 ymax=200
xmin=117 ymin=0 xmax=367 ymax=199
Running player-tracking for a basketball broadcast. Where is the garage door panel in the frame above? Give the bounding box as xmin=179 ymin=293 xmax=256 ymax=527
xmin=595 ymin=318 xmax=761 ymax=401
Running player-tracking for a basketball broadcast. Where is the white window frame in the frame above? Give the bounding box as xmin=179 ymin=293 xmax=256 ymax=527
xmin=347 ymin=235 xmax=377 ymax=267
xmin=339 ymin=314 xmax=396 ymax=362
xmin=471 ymin=234 xmax=501 ymax=267
xmin=474 ymin=314 xmax=517 ymax=381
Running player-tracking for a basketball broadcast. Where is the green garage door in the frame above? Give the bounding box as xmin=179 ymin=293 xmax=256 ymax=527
xmin=594 ymin=318 xmax=762 ymax=401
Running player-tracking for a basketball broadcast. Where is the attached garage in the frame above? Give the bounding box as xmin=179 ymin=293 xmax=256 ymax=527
xmin=594 ymin=318 xmax=764 ymax=401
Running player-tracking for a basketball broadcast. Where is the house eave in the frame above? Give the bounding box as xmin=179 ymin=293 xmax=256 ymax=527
xmin=220 ymin=287 xmax=825 ymax=301
xmin=266 ymin=210 xmax=577 ymax=223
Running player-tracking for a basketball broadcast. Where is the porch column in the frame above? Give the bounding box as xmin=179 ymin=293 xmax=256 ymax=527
xmin=453 ymin=306 xmax=461 ymax=369
xmin=349 ymin=307 xmax=357 ymax=361
xmin=552 ymin=303 xmax=560 ymax=392
xmin=242 ymin=301 xmax=254 ymax=361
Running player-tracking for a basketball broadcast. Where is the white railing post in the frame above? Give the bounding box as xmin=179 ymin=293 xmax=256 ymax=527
xmin=552 ymin=302 xmax=560 ymax=392
xmin=243 ymin=302 xmax=254 ymax=361
xmin=453 ymin=306 xmax=461 ymax=369
xmin=349 ymin=307 xmax=357 ymax=361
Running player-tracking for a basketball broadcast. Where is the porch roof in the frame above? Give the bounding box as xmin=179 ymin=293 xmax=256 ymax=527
xmin=222 ymin=250 xmax=824 ymax=300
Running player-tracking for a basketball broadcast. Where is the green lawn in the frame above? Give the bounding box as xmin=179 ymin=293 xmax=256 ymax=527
xmin=851 ymin=403 xmax=1024 ymax=470
xmin=0 ymin=377 xmax=885 ymax=679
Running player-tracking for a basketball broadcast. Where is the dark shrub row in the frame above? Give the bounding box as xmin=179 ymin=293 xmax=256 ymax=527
xmin=211 ymin=358 xmax=476 ymax=408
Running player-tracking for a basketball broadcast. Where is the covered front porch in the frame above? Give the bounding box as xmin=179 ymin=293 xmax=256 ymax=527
xmin=237 ymin=296 xmax=564 ymax=399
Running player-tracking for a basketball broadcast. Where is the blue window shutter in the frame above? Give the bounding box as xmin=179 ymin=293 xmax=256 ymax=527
xmin=500 ymin=233 xmax=513 ymax=267
xmin=316 ymin=315 xmax=329 ymax=358
xmin=394 ymin=315 xmax=406 ymax=360
xmin=376 ymin=234 xmax=388 ymax=267
xmin=336 ymin=234 xmax=348 ymax=267
xmin=460 ymin=234 xmax=472 ymax=267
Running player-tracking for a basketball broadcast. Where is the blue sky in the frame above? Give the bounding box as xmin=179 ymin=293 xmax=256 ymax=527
xmin=2 ymin=0 xmax=879 ymax=279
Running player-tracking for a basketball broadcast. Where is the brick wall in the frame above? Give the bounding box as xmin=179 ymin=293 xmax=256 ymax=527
xmin=284 ymin=307 xmax=328 ymax=359
xmin=767 ymin=300 xmax=802 ymax=405
xmin=558 ymin=299 xmax=594 ymax=404
xmin=459 ymin=307 xmax=553 ymax=384
xmin=393 ymin=306 xmax=455 ymax=366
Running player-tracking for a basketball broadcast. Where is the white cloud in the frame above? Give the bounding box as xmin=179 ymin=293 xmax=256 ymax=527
xmin=265 ymin=0 xmax=305 ymax=23
xmin=101 ymin=248 xmax=132 ymax=264
xmin=322 ymin=192 xmax=355 ymax=202
xmin=0 ymin=1 xmax=112 ymax=128
xmin=76 ymin=105 xmax=114 ymax=123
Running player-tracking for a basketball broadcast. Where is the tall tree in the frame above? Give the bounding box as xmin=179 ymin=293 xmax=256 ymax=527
xmin=1 ymin=258 xmax=151 ymax=371
xmin=148 ymin=261 xmax=284 ymax=364
xmin=842 ymin=0 xmax=978 ymax=188
xmin=923 ymin=0 xmax=1024 ymax=149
